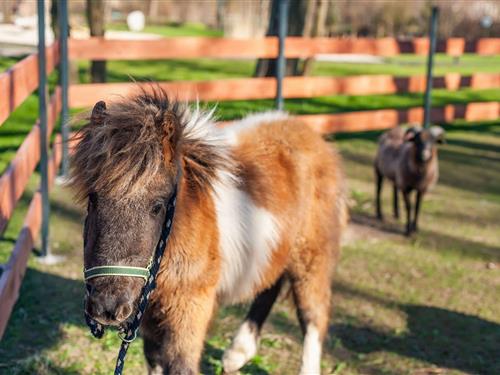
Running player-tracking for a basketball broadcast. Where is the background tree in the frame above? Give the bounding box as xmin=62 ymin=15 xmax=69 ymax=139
xmin=86 ymin=0 xmax=106 ymax=83
xmin=255 ymin=0 xmax=331 ymax=77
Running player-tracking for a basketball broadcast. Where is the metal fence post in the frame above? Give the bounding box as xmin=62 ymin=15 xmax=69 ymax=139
xmin=37 ymin=0 xmax=50 ymax=257
xmin=423 ymin=6 xmax=439 ymax=128
xmin=275 ymin=0 xmax=289 ymax=111
xmin=59 ymin=0 xmax=69 ymax=177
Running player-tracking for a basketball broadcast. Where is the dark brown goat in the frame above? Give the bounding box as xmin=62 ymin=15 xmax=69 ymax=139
xmin=374 ymin=125 xmax=445 ymax=235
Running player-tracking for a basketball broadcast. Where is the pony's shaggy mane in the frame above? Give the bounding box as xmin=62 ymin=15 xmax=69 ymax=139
xmin=69 ymin=87 xmax=236 ymax=201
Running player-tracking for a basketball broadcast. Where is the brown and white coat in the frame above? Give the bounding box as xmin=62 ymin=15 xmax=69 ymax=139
xmin=71 ymin=90 xmax=346 ymax=374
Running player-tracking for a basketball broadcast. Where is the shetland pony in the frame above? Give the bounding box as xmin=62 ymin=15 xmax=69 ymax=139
xmin=70 ymin=88 xmax=346 ymax=374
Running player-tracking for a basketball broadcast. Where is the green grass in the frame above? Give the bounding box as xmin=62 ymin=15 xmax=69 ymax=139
xmin=0 ymin=56 xmax=21 ymax=71
xmin=314 ymin=54 xmax=500 ymax=76
xmin=107 ymin=21 xmax=223 ymax=37
xmin=73 ymin=54 xmax=500 ymax=84
xmin=213 ymin=88 xmax=500 ymax=121
xmin=0 ymin=120 xmax=499 ymax=374
xmin=0 ymin=96 xmax=39 ymax=174
xmin=0 ymin=70 xmax=60 ymax=174
xmin=76 ymin=59 xmax=255 ymax=83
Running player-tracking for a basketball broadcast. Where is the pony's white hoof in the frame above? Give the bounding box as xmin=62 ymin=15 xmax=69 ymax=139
xmin=222 ymin=322 xmax=258 ymax=373
xmin=222 ymin=348 xmax=251 ymax=373
xmin=299 ymin=368 xmax=321 ymax=375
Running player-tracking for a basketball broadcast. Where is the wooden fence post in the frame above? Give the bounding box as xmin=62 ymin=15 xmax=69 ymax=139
xmin=37 ymin=0 xmax=50 ymax=258
xmin=423 ymin=6 xmax=439 ymax=128
xmin=59 ymin=0 xmax=69 ymax=177
xmin=276 ymin=0 xmax=289 ymax=111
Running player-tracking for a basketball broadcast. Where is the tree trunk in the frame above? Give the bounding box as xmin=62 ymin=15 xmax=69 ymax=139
xmin=254 ymin=0 xmax=279 ymax=77
xmin=50 ymin=0 xmax=59 ymax=39
xmin=254 ymin=0 xmax=330 ymax=77
xmin=302 ymin=0 xmax=329 ymax=75
xmin=86 ymin=0 xmax=106 ymax=83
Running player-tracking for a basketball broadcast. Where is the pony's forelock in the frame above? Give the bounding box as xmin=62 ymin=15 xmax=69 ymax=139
xmin=69 ymin=87 xmax=236 ymax=202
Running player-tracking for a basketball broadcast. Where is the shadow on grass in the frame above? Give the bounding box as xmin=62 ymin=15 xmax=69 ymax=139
xmin=442 ymin=121 xmax=500 ymax=134
xmin=0 ymin=269 xmax=85 ymax=367
xmin=446 ymin=138 xmax=500 ymax=155
xmin=350 ymin=210 xmax=500 ymax=262
xmin=438 ymin=147 xmax=500 ymax=197
xmin=335 ymin=304 xmax=500 ymax=375
xmin=201 ymin=342 xmax=225 ymax=374
xmin=339 ymin=149 xmax=375 ymax=168
xmin=2 ymin=356 xmax=81 ymax=375
xmin=330 ymin=129 xmax=383 ymax=142
xmin=349 ymin=212 xmax=403 ymax=236
xmin=416 ymin=227 xmax=500 ymax=262
xmin=217 ymin=280 xmax=500 ymax=374
xmin=330 ymin=283 xmax=500 ymax=374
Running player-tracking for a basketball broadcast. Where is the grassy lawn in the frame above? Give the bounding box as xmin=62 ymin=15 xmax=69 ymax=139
xmin=107 ymin=21 xmax=223 ymax=37
xmin=0 ymin=119 xmax=498 ymax=374
xmin=0 ymin=22 xmax=499 ymax=374
xmin=74 ymin=55 xmax=500 ymax=84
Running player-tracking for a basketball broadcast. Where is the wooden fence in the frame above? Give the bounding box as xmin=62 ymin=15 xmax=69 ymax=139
xmin=68 ymin=36 xmax=500 ymax=132
xmin=0 ymin=35 xmax=499 ymax=339
xmin=0 ymin=43 xmax=63 ymax=338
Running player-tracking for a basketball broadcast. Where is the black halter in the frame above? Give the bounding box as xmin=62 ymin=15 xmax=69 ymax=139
xmin=84 ymin=186 xmax=177 ymax=375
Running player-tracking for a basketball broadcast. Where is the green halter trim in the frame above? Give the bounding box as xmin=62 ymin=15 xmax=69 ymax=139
xmin=84 ymin=265 xmax=150 ymax=282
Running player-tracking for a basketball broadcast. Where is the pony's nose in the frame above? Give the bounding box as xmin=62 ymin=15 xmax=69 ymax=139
xmin=87 ymin=291 xmax=133 ymax=325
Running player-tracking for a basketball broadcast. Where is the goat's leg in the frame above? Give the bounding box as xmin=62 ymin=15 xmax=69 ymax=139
xmin=413 ymin=190 xmax=423 ymax=233
xmin=402 ymin=189 xmax=413 ymax=236
xmin=375 ymin=168 xmax=384 ymax=220
xmin=393 ymin=184 xmax=400 ymax=219
xmin=223 ymin=276 xmax=284 ymax=373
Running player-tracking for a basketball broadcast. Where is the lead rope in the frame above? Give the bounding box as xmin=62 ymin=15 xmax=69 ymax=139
xmin=84 ymin=187 xmax=177 ymax=375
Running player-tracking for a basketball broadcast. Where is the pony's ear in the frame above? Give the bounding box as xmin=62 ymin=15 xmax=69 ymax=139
xmin=90 ymin=101 xmax=106 ymax=125
xmin=161 ymin=114 xmax=180 ymax=166
xmin=404 ymin=127 xmax=419 ymax=142
xmin=430 ymin=126 xmax=446 ymax=144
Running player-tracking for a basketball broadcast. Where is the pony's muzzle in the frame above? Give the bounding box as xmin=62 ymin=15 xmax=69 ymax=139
xmin=86 ymin=289 xmax=134 ymax=326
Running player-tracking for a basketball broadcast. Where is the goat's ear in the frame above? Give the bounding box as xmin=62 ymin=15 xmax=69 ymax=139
xmin=90 ymin=101 xmax=106 ymax=126
xmin=161 ymin=113 xmax=181 ymax=166
xmin=430 ymin=126 xmax=446 ymax=144
xmin=404 ymin=127 xmax=418 ymax=142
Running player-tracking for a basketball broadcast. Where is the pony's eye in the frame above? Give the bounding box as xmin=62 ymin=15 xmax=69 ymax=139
xmin=151 ymin=202 xmax=163 ymax=216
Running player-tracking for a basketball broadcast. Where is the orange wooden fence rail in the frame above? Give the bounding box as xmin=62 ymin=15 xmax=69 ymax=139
xmin=0 ymin=42 xmax=59 ymax=126
xmin=0 ymin=40 xmax=62 ymax=338
xmin=293 ymin=102 xmax=500 ymax=134
xmin=0 ymin=88 xmax=61 ymax=235
xmin=69 ymin=37 xmax=500 ymax=60
xmin=0 ymin=133 xmax=62 ymax=338
xmin=67 ymin=36 xmax=499 ymax=132
xmin=68 ymin=72 xmax=500 ymax=108
xmin=215 ymin=102 xmax=500 ymax=133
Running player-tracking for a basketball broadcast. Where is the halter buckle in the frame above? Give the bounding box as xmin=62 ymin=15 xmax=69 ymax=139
xmin=118 ymin=329 xmax=137 ymax=343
